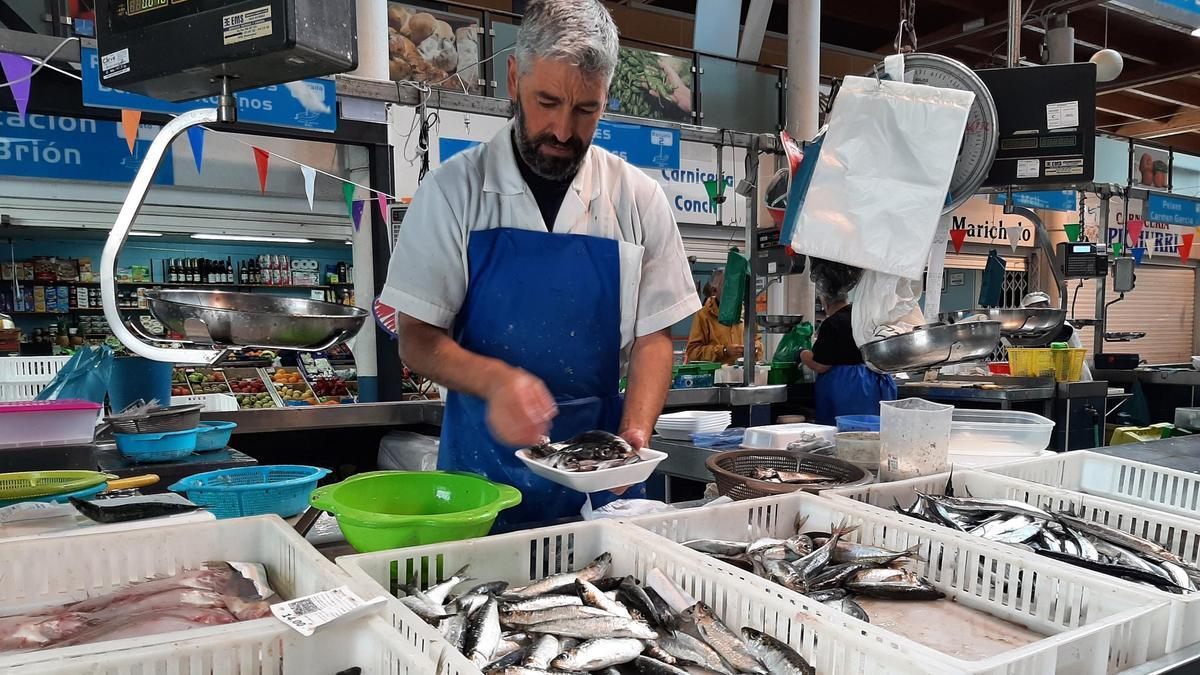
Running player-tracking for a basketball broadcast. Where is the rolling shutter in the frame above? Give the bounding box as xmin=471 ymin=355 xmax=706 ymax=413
xmin=1072 ymin=264 xmax=1195 ymax=364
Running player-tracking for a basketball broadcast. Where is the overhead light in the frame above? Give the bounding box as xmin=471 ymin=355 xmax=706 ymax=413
xmin=129 ymin=231 xmax=162 ymax=237
xmin=1192 ymin=26 xmax=1200 ymax=37
xmin=345 ymin=240 xmax=353 ymax=245
xmin=191 ymin=234 xmax=314 ymax=244
xmin=1090 ymin=49 xmax=1124 ymax=82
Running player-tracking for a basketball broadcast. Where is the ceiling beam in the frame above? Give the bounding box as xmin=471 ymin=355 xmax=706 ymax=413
xmin=1117 ymin=109 xmax=1200 ymax=139
xmin=1155 ymin=132 xmax=1200 ymax=154
xmin=1128 ymin=81 xmax=1200 ymax=110
xmin=1101 ymin=62 xmax=1200 ymax=93
xmin=912 ymin=0 xmax=1104 ymax=51
xmin=1097 ymin=91 xmax=1180 ymax=121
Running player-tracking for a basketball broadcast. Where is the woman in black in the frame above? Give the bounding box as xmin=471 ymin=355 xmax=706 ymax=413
xmin=800 ymin=259 xmax=897 ymax=425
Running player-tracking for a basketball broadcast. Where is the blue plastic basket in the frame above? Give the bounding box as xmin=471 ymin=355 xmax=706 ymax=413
xmin=194 ymin=421 xmax=237 ymax=452
xmin=167 ymin=465 xmax=330 ymax=519
xmin=835 ymin=415 xmax=881 ymax=433
xmin=113 ymin=428 xmax=198 ymax=463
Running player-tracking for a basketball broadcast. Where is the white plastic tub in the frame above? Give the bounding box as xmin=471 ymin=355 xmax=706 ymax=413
xmin=949 ymin=409 xmax=1055 ymax=455
xmin=11 ymin=615 xmax=430 ymax=675
xmin=338 ymin=519 xmax=950 ymax=675
xmin=171 ymin=393 xmax=239 ymax=412
xmin=514 ymin=446 xmax=668 ymax=492
xmin=0 ymin=515 xmax=357 ymax=669
xmin=987 ymin=450 xmax=1200 ymax=520
xmin=827 ymin=469 xmax=1200 ymax=651
xmin=0 ymin=399 xmax=100 ymax=449
xmin=742 ymin=422 xmax=837 ymax=449
xmin=626 ymin=492 xmax=1170 ymax=674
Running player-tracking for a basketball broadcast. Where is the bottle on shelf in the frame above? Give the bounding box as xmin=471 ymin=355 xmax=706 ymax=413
xmin=280 ymin=255 xmax=290 ymax=285
xmin=225 ymin=257 xmax=233 ymax=284
xmin=337 ymin=261 xmax=348 ymax=284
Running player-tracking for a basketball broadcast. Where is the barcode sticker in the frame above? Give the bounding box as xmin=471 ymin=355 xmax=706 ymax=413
xmin=887 ymin=456 xmax=899 ymax=471
xmin=270 ymin=586 xmax=385 ymax=636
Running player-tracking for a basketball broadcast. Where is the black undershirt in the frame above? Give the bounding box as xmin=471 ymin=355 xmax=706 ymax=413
xmin=512 ymin=131 xmax=573 ymax=232
xmin=811 ymin=305 xmax=865 ymax=366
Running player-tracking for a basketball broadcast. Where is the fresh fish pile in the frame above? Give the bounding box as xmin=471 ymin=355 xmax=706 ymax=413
xmin=682 ymin=517 xmax=942 ymax=623
xmin=893 ymin=479 xmax=1200 ymax=594
xmin=749 ymin=468 xmax=834 ymax=485
xmin=398 ymin=553 xmax=815 ymax=674
xmin=527 ymin=431 xmax=642 ymax=473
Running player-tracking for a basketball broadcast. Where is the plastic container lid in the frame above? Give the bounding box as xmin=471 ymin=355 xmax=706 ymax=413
xmin=0 ymin=399 xmax=101 ymax=414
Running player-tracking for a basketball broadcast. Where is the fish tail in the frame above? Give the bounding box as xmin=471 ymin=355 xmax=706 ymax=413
xmin=902 ymin=544 xmax=927 ymax=562
xmin=794 ymin=513 xmax=810 ymax=534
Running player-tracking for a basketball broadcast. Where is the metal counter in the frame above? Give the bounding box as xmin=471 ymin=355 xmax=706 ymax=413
xmin=201 ymin=400 xmax=444 ymax=434
xmin=663 ymin=385 xmax=789 ymax=408
xmin=649 ymin=436 xmax=719 ymax=484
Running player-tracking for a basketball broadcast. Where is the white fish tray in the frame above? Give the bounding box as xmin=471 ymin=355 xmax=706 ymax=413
xmin=515 ymin=447 xmax=668 ymax=492
xmin=337 ymin=519 xmax=954 ymax=675
xmin=10 ymin=615 xmax=429 ymax=674
xmin=828 ymin=468 xmax=1200 ymax=652
xmin=986 ymin=449 xmax=1200 ymax=520
xmin=0 ymin=515 xmax=360 ymax=669
xmin=626 ymin=491 xmax=1170 ymax=674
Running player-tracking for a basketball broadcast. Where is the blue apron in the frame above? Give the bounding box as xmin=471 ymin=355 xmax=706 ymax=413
xmin=814 ymin=365 xmax=897 ymax=426
xmin=439 ymin=227 xmax=645 ymax=530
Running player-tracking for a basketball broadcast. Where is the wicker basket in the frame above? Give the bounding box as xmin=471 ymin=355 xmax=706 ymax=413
xmin=705 ymin=450 xmax=870 ymax=500
xmin=105 ymin=403 xmax=203 ymax=434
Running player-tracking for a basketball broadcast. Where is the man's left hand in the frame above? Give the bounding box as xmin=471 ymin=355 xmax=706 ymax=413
xmin=609 ymin=428 xmax=649 ymax=495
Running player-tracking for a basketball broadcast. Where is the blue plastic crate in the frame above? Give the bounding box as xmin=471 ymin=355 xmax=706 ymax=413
xmin=168 ymin=465 xmax=330 ymax=519
xmin=194 ymin=420 xmax=237 ymax=452
xmin=113 ymin=428 xmax=198 ymax=463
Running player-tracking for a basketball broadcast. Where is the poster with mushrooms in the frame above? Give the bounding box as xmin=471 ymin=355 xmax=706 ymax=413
xmin=1132 ymin=144 xmax=1171 ymax=189
xmin=388 ymin=3 xmax=482 ymax=95
xmin=607 ymin=46 xmax=694 ymax=124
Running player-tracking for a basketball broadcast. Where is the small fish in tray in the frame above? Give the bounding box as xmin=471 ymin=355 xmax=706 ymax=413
xmin=892 ymin=474 xmax=1200 ymax=594
xmin=393 ymin=553 xmax=816 ymax=674
xmin=681 ymin=515 xmax=942 ymax=624
xmin=526 ymin=431 xmax=643 ymax=473
xmin=750 ymin=468 xmax=834 ymax=485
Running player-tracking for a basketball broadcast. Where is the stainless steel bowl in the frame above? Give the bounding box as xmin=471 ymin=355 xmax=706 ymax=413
xmin=756 ymin=314 xmax=805 ymax=333
xmin=860 ymin=321 xmax=1001 ymax=374
xmin=145 ymin=289 xmax=367 ymax=350
xmin=940 ymin=308 xmax=1065 ymax=337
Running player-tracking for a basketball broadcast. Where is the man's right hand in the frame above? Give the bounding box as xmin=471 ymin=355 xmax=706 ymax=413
xmin=726 ymin=344 xmax=745 ymax=359
xmin=486 ymin=369 xmax=558 ymax=447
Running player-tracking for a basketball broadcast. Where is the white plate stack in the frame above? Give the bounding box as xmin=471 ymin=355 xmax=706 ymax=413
xmin=655 ymin=410 xmax=732 ymax=440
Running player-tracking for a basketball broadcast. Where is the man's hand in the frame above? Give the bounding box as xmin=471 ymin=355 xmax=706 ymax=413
xmin=726 ymin=344 xmax=745 ymax=360
xmin=485 ymin=369 xmax=557 ymax=447
xmin=609 ymin=428 xmax=650 ymax=495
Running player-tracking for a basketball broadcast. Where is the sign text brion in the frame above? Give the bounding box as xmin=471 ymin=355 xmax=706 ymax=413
xmin=0 ymin=112 xmax=174 ymax=184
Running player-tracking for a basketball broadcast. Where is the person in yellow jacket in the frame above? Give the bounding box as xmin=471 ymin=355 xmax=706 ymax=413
xmin=686 ymin=269 xmax=764 ymax=365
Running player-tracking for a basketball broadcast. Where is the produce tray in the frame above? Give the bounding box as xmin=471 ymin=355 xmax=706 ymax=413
xmin=828 ymin=468 xmax=1200 ymax=652
xmin=175 ymin=366 xmax=232 ymax=396
xmin=0 ymin=515 xmax=356 ymax=669
xmin=12 ymin=615 xmax=430 ymax=675
xmin=337 ymin=519 xmax=942 ymax=675
xmin=625 ymin=492 xmax=1170 ymax=674
xmin=264 ymin=366 xmax=318 ymax=406
xmin=986 ymin=450 xmax=1200 ymax=520
xmin=224 ymin=366 xmax=281 ymax=409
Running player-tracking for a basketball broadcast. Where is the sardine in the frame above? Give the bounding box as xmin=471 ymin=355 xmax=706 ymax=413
xmin=457 ymin=580 xmax=509 ymax=599
xmin=741 ymin=627 xmax=815 ymax=675
xmin=464 ymin=598 xmax=501 ymax=667
xmin=500 ymin=595 xmax=583 ymax=613
xmin=483 ymin=645 xmax=528 ymax=672
xmin=829 ymin=541 xmax=922 ymax=565
xmin=682 ymin=539 xmax=748 ymax=557
xmin=456 ymin=593 xmax=491 ymax=616
xmin=426 ymin=565 xmax=472 ymax=605
xmin=577 ymin=578 xmax=631 ymax=619
xmin=923 ymin=493 xmax=1053 ymax=520
xmin=821 ymin=596 xmax=870 ymax=622
xmin=492 ymin=668 xmax=577 ymax=675
xmin=522 ymin=634 xmax=559 ymax=670
xmin=657 ymin=629 xmax=731 ymax=674
xmin=792 ymin=520 xmax=851 ymax=580
xmin=751 ymin=467 xmax=830 ymax=484
xmin=617 ymin=577 xmax=676 ymax=635
xmin=844 ymin=568 xmax=944 ymax=600
xmin=681 ymin=602 xmax=766 ymax=674
xmin=804 ymin=588 xmax=848 ymax=603
xmin=503 ymin=553 xmax=612 ymax=600
xmin=524 ymin=615 xmax=658 ymax=640
xmin=630 ymin=655 xmax=691 ymax=675
xmin=1056 ymin=514 xmax=1199 ymax=573
xmin=400 ymin=592 xmax=452 ymax=624
xmin=806 ymin=562 xmax=872 ymax=591
xmin=551 ymin=637 xmax=645 ymax=670
xmin=1035 ymin=549 xmax=1187 ymax=591
xmin=501 ymin=605 xmax=615 ymax=628
xmin=438 ymin=608 xmax=468 ymax=651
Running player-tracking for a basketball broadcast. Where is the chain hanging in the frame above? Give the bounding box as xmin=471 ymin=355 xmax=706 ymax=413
xmin=894 ymin=0 xmax=919 ymax=53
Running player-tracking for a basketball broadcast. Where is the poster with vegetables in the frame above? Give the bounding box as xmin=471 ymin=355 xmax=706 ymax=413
xmin=387 ymin=3 xmax=482 ymax=95
xmin=607 ymin=46 xmax=694 ymax=123
xmin=1132 ymin=144 xmax=1171 ymax=189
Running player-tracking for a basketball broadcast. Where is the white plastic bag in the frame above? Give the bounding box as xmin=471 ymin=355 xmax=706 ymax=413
xmin=851 ymin=270 xmax=926 ymax=346
xmin=377 ymin=431 xmax=439 ymax=472
xmin=788 ymin=75 xmax=975 ymax=280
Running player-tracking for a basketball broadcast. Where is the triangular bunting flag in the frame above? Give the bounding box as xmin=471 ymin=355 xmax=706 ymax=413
xmin=1007 ymin=225 xmax=1021 ymax=252
xmin=351 ymin=199 xmax=364 ymax=232
xmin=1132 ymin=247 xmax=1145 ymax=265
xmin=376 ymin=193 xmax=389 ymax=223
xmin=0 ymin=53 xmax=33 ymax=121
xmin=1180 ymin=233 xmax=1194 ymax=264
xmin=1064 ymin=223 xmax=1081 ymax=242
xmin=342 ymin=183 xmax=356 ymax=220
xmin=120 ymin=109 xmax=141 ymax=155
xmin=1127 ymin=217 xmax=1145 ymax=246
xmin=300 ymin=165 xmax=317 ymax=211
xmin=949 ymin=228 xmax=968 ymax=253
xmin=1112 ymin=242 xmax=1123 ymax=257
xmin=185 ymin=126 xmax=205 ymax=174
xmin=252 ymin=147 xmax=270 ymax=193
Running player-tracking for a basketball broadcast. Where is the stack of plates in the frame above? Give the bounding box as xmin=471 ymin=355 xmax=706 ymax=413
xmin=655 ymin=410 xmax=733 ymax=440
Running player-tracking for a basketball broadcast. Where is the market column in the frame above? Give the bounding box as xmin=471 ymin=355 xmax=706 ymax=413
xmin=780 ymin=0 xmax=820 ymax=345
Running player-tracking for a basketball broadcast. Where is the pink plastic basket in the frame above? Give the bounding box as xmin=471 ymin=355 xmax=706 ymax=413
xmin=0 ymin=399 xmax=101 ymax=449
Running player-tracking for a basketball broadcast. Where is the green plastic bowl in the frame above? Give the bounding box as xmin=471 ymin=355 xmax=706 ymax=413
xmin=309 ymin=471 xmax=522 ymax=553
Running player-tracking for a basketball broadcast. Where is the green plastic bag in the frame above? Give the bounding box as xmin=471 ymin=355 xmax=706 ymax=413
xmin=718 ymin=248 xmax=749 ymax=327
xmin=772 ymin=322 xmax=813 ymax=365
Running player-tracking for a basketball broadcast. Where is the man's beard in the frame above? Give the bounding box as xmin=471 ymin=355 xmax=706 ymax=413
xmin=513 ymin=99 xmax=588 ymax=182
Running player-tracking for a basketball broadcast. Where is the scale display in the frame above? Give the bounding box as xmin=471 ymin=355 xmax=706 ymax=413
xmin=1059 ymin=242 xmax=1107 ymax=279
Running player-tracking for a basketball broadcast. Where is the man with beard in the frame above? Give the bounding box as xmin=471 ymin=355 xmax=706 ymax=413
xmin=381 ymin=0 xmax=699 ymax=528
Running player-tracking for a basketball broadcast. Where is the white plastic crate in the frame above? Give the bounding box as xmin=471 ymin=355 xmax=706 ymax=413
xmin=0 ymin=355 xmax=71 ymax=401
xmin=987 ymin=450 xmax=1200 ymax=521
xmin=171 ymin=393 xmax=239 ymax=412
xmin=828 ymin=468 xmax=1200 ymax=652
xmin=338 ymin=519 xmax=948 ymax=675
xmin=10 ymin=615 xmax=432 ymax=674
xmin=626 ymin=492 xmax=1170 ymax=674
xmin=0 ymin=515 xmax=358 ymax=669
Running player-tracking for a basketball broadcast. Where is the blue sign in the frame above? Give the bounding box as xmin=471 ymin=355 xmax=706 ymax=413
xmin=592 ymin=120 xmax=680 ymax=170
xmin=991 ymin=190 xmax=1077 ymax=212
xmin=440 ymin=137 xmax=481 ymax=161
xmin=1160 ymin=0 xmax=1200 ymax=15
xmin=0 ymin=112 xmax=173 ymax=185
xmin=80 ymin=48 xmax=337 ymax=133
xmin=1147 ymin=193 xmax=1200 ymax=227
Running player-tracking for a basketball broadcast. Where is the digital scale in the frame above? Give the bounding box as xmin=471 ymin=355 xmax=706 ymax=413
xmin=1058 ymin=242 xmax=1108 ymax=279
xmin=95 ymin=0 xmax=357 ymax=101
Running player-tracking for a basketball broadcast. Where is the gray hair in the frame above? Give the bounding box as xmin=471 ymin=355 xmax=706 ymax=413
xmin=515 ymin=0 xmax=620 ymax=83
